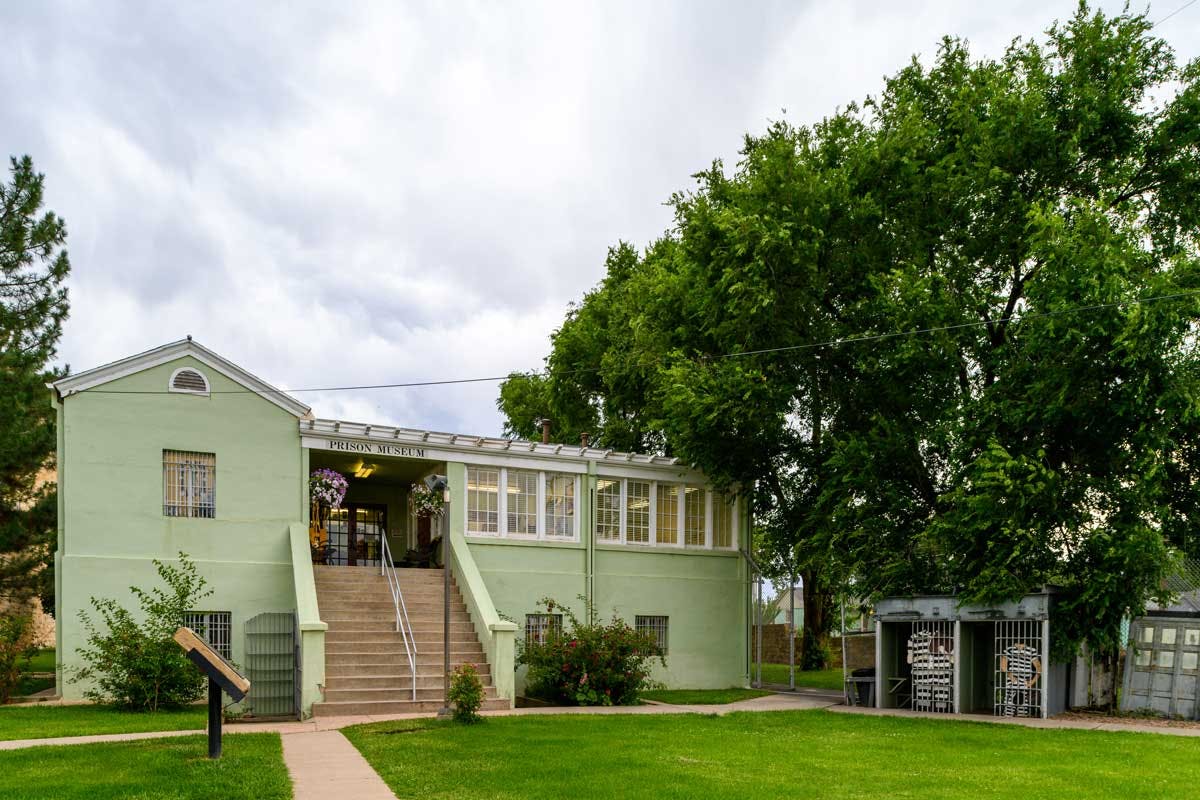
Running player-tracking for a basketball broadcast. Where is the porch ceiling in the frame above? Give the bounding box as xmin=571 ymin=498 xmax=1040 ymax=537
xmin=310 ymin=450 xmax=441 ymax=486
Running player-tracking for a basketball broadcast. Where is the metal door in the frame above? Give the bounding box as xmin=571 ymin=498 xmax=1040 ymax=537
xmin=994 ymin=620 xmax=1043 ymax=717
xmin=1123 ymin=619 xmax=1200 ymax=718
xmin=908 ymin=620 xmax=955 ymax=713
xmin=244 ymin=612 xmax=297 ymax=717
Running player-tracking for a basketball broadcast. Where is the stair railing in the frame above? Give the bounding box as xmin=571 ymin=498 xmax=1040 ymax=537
xmin=380 ymin=535 xmax=418 ymax=701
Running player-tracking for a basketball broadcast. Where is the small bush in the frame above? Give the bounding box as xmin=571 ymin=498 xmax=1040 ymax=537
xmin=448 ymin=663 xmax=485 ymax=723
xmin=801 ymin=628 xmax=830 ymax=671
xmin=518 ymin=596 xmax=664 ymax=706
xmin=73 ymin=553 xmax=212 ymax=710
xmin=0 ymin=613 xmax=36 ymax=704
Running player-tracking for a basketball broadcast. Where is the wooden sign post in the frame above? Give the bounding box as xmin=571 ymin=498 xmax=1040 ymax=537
xmin=173 ymin=626 xmax=251 ymax=759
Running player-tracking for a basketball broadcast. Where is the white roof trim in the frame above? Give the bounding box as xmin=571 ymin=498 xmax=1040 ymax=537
xmin=302 ymin=417 xmax=695 ymax=475
xmin=52 ymin=338 xmax=312 ymax=418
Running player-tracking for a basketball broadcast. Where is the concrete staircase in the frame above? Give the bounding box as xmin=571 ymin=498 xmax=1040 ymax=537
xmin=312 ymin=565 xmax=509 ymax=716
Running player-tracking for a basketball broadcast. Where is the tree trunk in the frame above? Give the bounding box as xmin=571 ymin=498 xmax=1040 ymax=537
xmin=801 ymin=569 xmax=834 ymax=669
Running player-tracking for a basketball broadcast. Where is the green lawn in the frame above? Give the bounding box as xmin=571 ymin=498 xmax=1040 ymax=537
xmin=0 ymin=733 xmax=290 ymax=800
xmin=345 ymin=709 xmax=1200 ymax=799
xmin=641 ymin=688 xmax=771 ymax=705
xmin=21 ymin=649 xmax=55 ymax=674
xmin=760 ymin=664 xmax=844 ymax=691
xmin=0 ymin=704 xmax=206 ymax=741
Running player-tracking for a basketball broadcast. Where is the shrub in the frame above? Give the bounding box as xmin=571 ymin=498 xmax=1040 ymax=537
xmin=518 ymin=596 xmax=664 ymax=706
xmin=448 ymin=663 xmax=485 ymax=723
xmin=0 ymin=613 xmax=36 ymax=704
xmin=73 ymin=553 xmax=212 ymax=710
xmin=801 ymin=628 xmax=830 ymax=671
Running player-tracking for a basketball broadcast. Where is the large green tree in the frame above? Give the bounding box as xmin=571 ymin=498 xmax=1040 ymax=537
xmin=499 ymin=5 xmax=1200 ymax=658
xmin=0 ymin=156 xmax=70 ymax=611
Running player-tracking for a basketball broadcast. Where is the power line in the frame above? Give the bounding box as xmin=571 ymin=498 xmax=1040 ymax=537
xmin=83 ymin=288 xmax=1200 ymax=396
xmin=1155 ymin=0 xmax=1198 ymax=26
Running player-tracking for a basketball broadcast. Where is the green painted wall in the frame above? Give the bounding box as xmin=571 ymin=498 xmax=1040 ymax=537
xmin=56 ymin=355 xmax=304 ymax=702
xmin=466 ymin=473 xmax=749 ymax=692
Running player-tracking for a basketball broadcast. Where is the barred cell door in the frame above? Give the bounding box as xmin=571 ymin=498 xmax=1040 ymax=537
xmin=1124 ymin=619 xmax=1200 ymax=718
xmin=994 ymin=620 xmax=1043 ymax=718
xmin=244 ymin=612 xmax=297 ymax=718
xmin=907 ymin=620 xmax=955 ymax=713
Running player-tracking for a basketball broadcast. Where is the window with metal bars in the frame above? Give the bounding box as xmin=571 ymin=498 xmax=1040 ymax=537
xmin=467 ymin=466 xmax=499 ymax=534
xmin=163 ymin=450 xmax=215 ymax=518
xmin=636 ymin=615 xmax=669 ymax=655
xmin=506 ymin=469 xmax=538 ymax=537
xmin=596 ymin=478 xmax=621 ymax=542
xmin=525 ymin=613 xmax=562 ymax=647
xmin=183 ymin=611 xmax=232 ymax=659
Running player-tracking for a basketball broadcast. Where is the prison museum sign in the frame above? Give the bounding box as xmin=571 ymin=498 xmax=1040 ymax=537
xmin=326 ymin=440 xmax=427 ymax=458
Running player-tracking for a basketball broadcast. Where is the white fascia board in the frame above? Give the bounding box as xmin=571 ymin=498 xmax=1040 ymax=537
xmin=52 ymin=338 xmax=311 ymax=418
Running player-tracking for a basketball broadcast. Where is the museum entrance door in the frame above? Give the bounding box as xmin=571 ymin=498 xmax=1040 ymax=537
xmin=326 ymin=503 xmax=387 ymax=566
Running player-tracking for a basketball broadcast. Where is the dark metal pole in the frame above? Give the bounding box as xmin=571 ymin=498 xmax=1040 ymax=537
xmin=207 ymin=678 xmax=222 ymax=759
xmin=439 ymin=492 xmax=452 ymax=717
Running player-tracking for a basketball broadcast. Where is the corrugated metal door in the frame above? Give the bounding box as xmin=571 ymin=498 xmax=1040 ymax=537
xmin=244 ymin=612 xmax=297 ymax=718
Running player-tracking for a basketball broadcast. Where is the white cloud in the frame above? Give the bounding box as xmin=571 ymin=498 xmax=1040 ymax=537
xmin=2 ymin=0 xmax=1196 ymax=435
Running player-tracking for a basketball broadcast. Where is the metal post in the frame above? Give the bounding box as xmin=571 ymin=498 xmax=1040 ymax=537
xmin=755 ymin=575 xmax=763 ymax=687
xmin=841 ymin=598 xmax=849 ymax=704
xmin=439 ymin=490 xmax=452 ymax=718
xmin=207 ymin=678 xmax=222 ymax=759
xmin=788 ymin=574 xmax=796 ymax=691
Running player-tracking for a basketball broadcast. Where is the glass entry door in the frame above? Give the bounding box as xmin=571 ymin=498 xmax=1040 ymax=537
xmin=326 ymin=503 xmax=386 ymax=566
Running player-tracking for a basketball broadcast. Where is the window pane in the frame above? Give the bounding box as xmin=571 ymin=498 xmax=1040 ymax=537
xmin=1135 ymin=649 xmax=1151 ymax=667
xmin=626 ymin=481 xmax=650 ymax=544
xmin=506 ymin=469 xmax=538 ymax=536
xmin=545 ymin=473 xmax=575 ymax=538
xmin=184 ymin=611 xmax=232 ymax=659
xmin=712 ymin=493 xmax=733 ymax=548
xmin=1155 ymin=650 xmax=1175 ymax=669
xmin=1162 ymin=627 xmax=1178 ymax=646
xmin=163 ymin=450 xmax=215 ymax=519
xmin=1183 ymin=652 xmax=1199 ymax=671
xmin=596 ymin=479 xmax=621 ymax=542
xmin=1140 ymin=626 xmax=1155 ymax=644
xmin=525 ymin=613 xmax=562 ymax=647
xmin=683 ymin=487 xmax=705 ymax=546
xmin=635 ymin=615 xmax=669 ymax=655
xmin=656 ymin=485 xmax=678 ymax=545
xmin=467 ymin=467 xmax=499 ymax=534
xmin=1186 ymin=629 xmax=1200 ymax=646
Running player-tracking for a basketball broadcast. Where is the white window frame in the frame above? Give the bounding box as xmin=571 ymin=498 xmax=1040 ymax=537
xmin=465 ymin=466 xmax=501 ymax=537
xmin=465 ymin=466 xmax=581 ymax=542
xmin=594 ymin=478 xmax=740 ymax=551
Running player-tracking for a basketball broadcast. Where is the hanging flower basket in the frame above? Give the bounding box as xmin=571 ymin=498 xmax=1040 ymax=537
xmin=410 ymin=482 xmax=446 ymax=518
xmin=309 ymin=468 xmax=349 ymax=561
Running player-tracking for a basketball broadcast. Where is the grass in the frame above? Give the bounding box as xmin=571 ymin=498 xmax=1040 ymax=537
xmin=0 ymin=704 xmax=207 ymax=741
xmin=640 ymin=688 xmax=771 ymax=705
xmin=0 ymin=733 xmax=290 ymax=800
xmin=760 ymin=664 xmax=844 ymax=690
xmin=21 ymin=648 xmax=55 ymax=674
xmin=345 ymin=709 xmax=1200 ymax=799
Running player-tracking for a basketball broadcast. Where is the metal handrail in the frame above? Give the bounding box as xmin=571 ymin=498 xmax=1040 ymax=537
xmin=380 ymin=535 xmax=418 ymax=701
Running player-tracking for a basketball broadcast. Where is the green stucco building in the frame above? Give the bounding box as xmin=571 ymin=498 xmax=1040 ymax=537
xmin=51 ymin=339 xmax=753 ymax=716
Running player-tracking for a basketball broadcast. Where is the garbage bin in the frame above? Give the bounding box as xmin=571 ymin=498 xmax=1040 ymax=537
xmin=851 ymin=667 xmax=876 ymax=705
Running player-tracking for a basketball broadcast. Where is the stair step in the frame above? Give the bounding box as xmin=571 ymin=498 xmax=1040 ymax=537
xmin=319 ymin=601 xmax=469 ymax=613
xmin=325 ymin=619 xmax=477 ymax=631
xmin=323 ymin=686 xmax=499 ymax=703
xmin=325 ymin=643 xmax=484 ymax=657
xmin=312 ymin=697 xmax=511 ymax=717
xmin=325 ymin=673 xmax=493 ymax=690
xmin=326 ymin=654 xmax=489 ymax=669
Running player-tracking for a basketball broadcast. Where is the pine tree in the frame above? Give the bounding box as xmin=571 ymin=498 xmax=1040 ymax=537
xmin=0 ymin=155 xmax=70 ymax=611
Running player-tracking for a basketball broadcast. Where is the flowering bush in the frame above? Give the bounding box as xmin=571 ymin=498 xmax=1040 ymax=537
xmin=448 ymin=663 xmax=485 ymax=723
xmin=518 ymin=596 xmax=663 ymax=706
xmin=409 ymin=482 xmax=445 ymax=517
xmin=309 ymin=468 xmax=348 ymax=509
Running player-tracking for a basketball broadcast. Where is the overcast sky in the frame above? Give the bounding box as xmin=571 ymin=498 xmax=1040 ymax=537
xmin=3 ymin=1 xmax=1196 ymax=436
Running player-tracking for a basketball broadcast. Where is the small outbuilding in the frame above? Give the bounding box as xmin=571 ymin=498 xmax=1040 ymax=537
xmin=874 ymin=591 xmax=1068 ymax=718
xmin=1121 ymin=560 xmax=1200 ymax=719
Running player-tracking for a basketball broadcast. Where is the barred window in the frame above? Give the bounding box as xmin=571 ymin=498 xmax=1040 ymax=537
xmin=163 ymin=450 xmax=215 ymax=518
xmin=545 ymin=473 xmax=575 ymax=538
xmin=596 ymin=479 xmax=621 ymax=542
xmin=636 ymin=615 xmax=669 ymax=655
xmin=625 ymin=480 xmax=650 ymax=544
xmin=656 ymin=484 xmax=678 ymax=545
xmin=184 ymin=611 xmax=232 ymax=659
xmin=683 ymin=486 xmax=705 ymax=546
xmin=467 ymin=467 xmax=499 ymax=534
xmin=525 ymin=613 xmax=563 ymax=647
xmin=506 ymin=469 xmax=538 ymax=537
xmin=712 ymin=493 xmax=734 ymax=548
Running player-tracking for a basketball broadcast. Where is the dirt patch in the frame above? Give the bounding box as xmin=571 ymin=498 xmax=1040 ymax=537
xmin=1057 ymin=710 xmax=1200 ymax=730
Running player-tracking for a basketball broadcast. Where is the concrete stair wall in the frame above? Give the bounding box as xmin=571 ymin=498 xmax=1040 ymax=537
xmin=311 ymin=565 xmax=509 ymax=717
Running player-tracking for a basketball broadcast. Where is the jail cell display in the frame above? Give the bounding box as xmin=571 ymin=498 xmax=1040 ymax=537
xmin=995 ymin=620 xmax=1043 ymax=717
xmin=907 ymin=621 xmax=955 ymax=713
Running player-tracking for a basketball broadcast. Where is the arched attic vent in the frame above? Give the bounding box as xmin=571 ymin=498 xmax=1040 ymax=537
xmin=169 ymin=367 xmax=210 ymax=395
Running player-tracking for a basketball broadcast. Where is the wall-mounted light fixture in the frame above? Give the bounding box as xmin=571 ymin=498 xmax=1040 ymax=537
xmin=354 ymin=462 xmax=376 ymax=478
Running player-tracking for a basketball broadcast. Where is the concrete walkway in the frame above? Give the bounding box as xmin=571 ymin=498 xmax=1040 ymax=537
xmin=282 ymin=729 xmax=397 ymax=800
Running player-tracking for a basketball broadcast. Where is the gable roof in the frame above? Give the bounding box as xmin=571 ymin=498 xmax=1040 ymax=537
xmin=50 ymin=337 xmax=312 ymax=418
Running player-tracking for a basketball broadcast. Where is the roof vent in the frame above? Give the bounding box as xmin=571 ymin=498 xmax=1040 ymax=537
xmin=169 ymin=367 xmax=210 ymax=395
